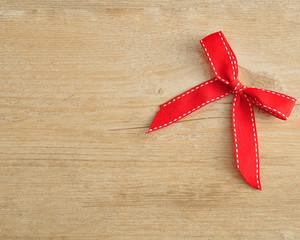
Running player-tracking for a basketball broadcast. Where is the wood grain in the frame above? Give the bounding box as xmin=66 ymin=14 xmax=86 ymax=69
xmin=0 ymin=1 xmax=299 ymax=239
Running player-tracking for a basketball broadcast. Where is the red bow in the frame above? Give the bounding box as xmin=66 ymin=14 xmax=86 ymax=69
xmin=147 ymin=31 xmax=296 ymax=190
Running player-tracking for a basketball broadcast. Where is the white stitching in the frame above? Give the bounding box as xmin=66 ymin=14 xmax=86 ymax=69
xmin=200 ymin=40 xmax=230 ymax=85
xmin=232 ymin=95 xmax=239 ymax=169
xmin=148 ymin=91 xmax=231 ymax=132
xmin=240 ymin=85 xmax=246 ymax=92
xmin=255 ymin=88 xmax=296 ymax=102
xmin=161 ymin=78 xmax=218 ymax=108
xmin=251 ymin=100 xmax=288 ymax=120
xmin=244 ymin=94 xmax=260 ymax=189
xmin=225 ymin=36 xmax=238 ymax=74
xmin=234 ymin=82 xmax=240 ymax=91
xmin=249 ymin=97 xmax=288 ymax=120
xmin=219 ymin=32 xmax=237 ymax=81
xmin=230 ymin=50 xmax=238 ymax=75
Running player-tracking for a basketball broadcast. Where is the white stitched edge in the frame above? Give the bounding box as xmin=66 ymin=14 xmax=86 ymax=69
xmin=200 ymin=40 xmax=230 ymax=85
xmin=254 ymin=88 xmax=296 ymax=102
xmin=161 ymin=78 xmax=218 ymax=108
xmin=234 ymin=82 xmax=240 ymax=91
xmin=249 ymin=97 xmax=288 ymax=120
xmin=148 ymin=91 xmax=231 ymax=132
xmin=229 ymin=49 xmax=238 ymax=75
xmin=243 ymin=94 xmax=260 ymax=189
xmin=232 ymin=95 xmax=239 ymax=169
xmin=218 ymin=32 xmax=237 ymax=81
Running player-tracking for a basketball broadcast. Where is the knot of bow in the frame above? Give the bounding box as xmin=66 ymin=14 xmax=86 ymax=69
xmin=147 ymin=31 xmax=296 ymax=190
xmin=228 ymin=78 xmax=245 ymax=93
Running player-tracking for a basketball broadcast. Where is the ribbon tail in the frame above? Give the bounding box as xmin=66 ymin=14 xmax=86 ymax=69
xmin=232 ymin=93 xmax=261 ymax=190
xmin=244 ymin=88 xmax=296 ymax=120
xmin=147 ymin=78 xmax=231 ymax=133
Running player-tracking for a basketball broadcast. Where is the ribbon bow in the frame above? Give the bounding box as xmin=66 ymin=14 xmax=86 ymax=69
xmin=147 ymin=31 xmax=296 ymax=190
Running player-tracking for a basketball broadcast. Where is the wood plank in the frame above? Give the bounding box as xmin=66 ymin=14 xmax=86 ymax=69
xmin=0 ymin=1 xmax=299 ymax=239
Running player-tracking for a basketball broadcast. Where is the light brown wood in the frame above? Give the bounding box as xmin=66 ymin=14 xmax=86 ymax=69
xmin=0 ymin=1 xmax=299 ymax=239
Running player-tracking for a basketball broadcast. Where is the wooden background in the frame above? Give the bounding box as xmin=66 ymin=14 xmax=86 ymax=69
xmin=0 ymin=1 xmax=299 ymax=239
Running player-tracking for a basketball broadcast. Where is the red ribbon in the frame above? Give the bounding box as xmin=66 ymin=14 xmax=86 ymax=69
xmin=147 ymin=31 xmax=297 ymax=190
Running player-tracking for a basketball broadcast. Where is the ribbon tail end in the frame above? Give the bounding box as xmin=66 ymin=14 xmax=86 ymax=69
xmin=237 ymin=166 xmax=262 ymax=190
xmin=146 ymin=107 xmax=168 ymax=134
xmin=145 ymin=126 xmax=157 ymax=134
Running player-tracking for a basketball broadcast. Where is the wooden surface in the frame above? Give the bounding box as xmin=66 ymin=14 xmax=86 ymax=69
xmin=0 ymin=1 xmax=300 ymax=239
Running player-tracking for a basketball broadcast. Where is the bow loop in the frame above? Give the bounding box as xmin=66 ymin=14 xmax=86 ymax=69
xmin=200 ymin=31 xmax=238 ymax=85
